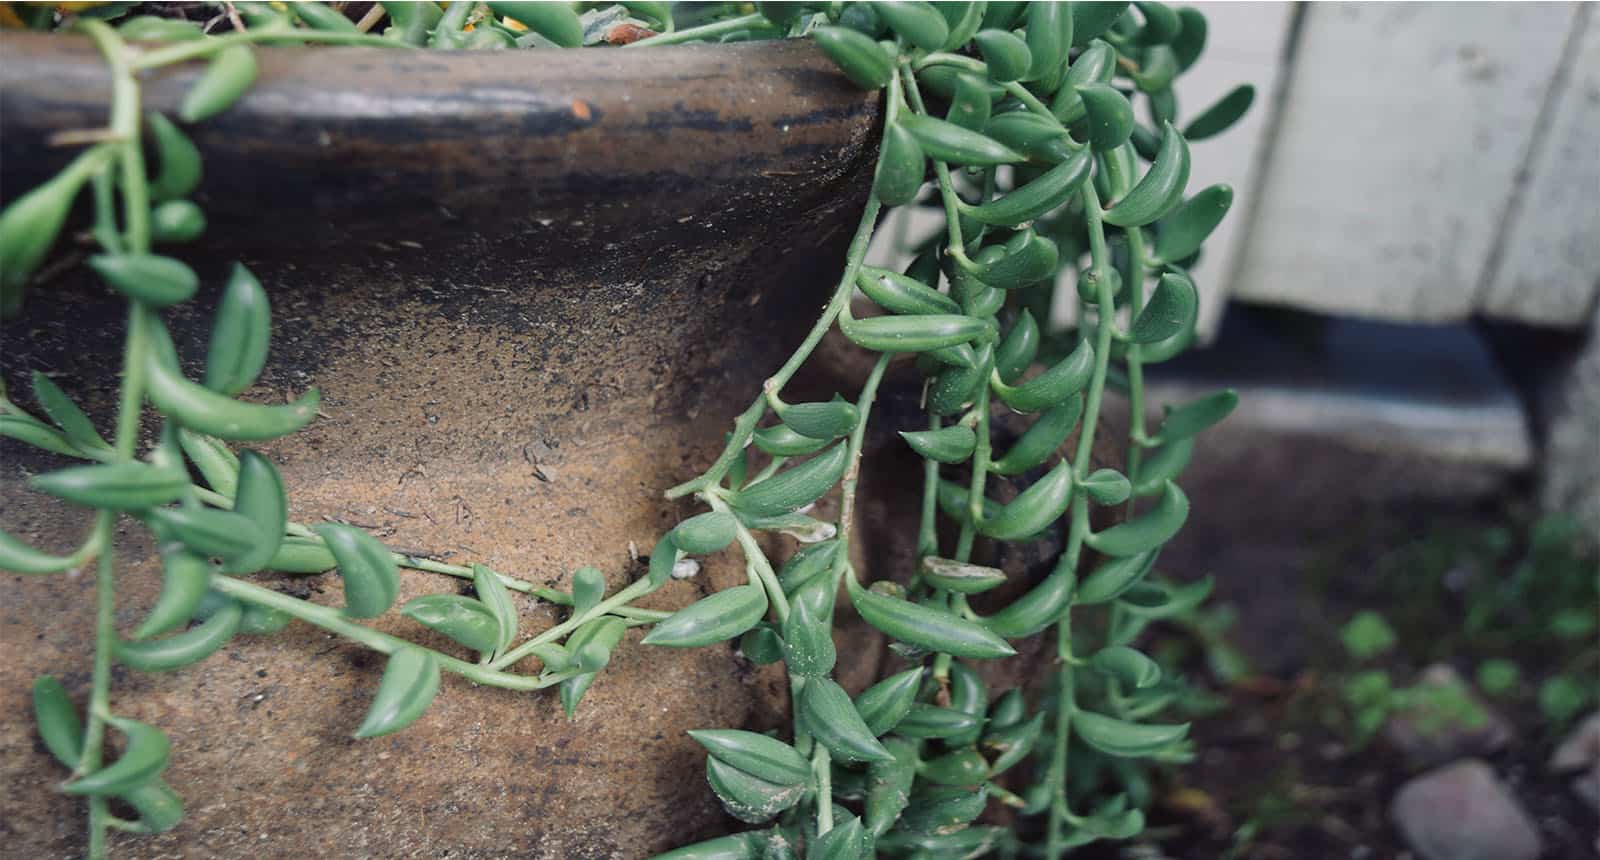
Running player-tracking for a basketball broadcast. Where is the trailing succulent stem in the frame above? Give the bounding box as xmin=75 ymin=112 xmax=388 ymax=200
xmin=0 ymin=2 xmax=1251 ymax=858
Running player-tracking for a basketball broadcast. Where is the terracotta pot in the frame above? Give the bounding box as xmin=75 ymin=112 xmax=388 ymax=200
xmin=0 ymin=34 xmax=881 ymax=858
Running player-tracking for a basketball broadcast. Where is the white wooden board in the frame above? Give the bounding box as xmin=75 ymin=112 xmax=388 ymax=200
xmin=1230 ymin=2 xmax=1577 ymax=323
xmin=1480 ymin=4 xmax=1600 ymax=328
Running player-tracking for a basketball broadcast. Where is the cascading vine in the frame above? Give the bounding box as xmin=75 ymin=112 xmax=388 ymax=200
xmin=0 ymin=2 xmax=1253 ymax=858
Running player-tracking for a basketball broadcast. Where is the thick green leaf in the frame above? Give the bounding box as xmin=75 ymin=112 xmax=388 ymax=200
xmin=29 ymin=461 xmax=188 ymax=511
xmin=114 ymin=600 xmax=241 ymax=672
xmin=705 ymin=756 xmax=804 ymax=823
xmin=1153 ymin=184 xmax=1232 ymax=262
xmin=1085 ymin=481 xmax=1189 ymax=557
xmin=728 ymin=444 xmax=848 ymax=517
xmin=472 ymin=563 xmax=518 ymax=658
xmin=799 ymin=676 xmax=893 ymax=762
xmin=62 ymin=715 xmax=169 ymax=796
xmin=1090 ymin=645 xmax=1162 ymax=688
xmin=179 ymin=44 xmax=257 ymax=122
xmin=854 ymin=667 xmax=923 ymax=736
xmin=1155 ymin=389 xmax=1237 ymax=441
xmin=780 ymin=595 xmax=835 ymax=677
xmin=899 ymin=424 xmax=976 ymax=464
xmin=0 ymin=528 xmax=78 ymax=575
xmin=1184 ymin=84 xmax=1254 ymax=141
xmin=30 ymin=372 xmax=109 ymax=453
xmin=847 ymin=577 xmax=1015 ymax=658
xmin=978 ymin=458 xmax=1074 ymax=540
xmin=220 ymin=450 xmax=285 ymax=573
xmin=688 ymin=729 xmax=809 ymax=787
xmin=354 ymin=647 xmax=440 ymax=738
xmin=920 ymin=556 xmax=1007 ymax=594
xmin=813 ymin=25 xmax=894 ymax=89
xmin=900 ymin=114 xmax=1024 ymax=166
xmin=204 ymin=264 xmax=272 ymax=396
xmin=1129 ymin=271 xmax=1198 ymax=344
xmin=401 ymin=594 xmax=501 ymax=654
xmin=1103 ymin=121 xmax=1190 ymax=227
xmin=1073 ymin=709 xmax=1187 ymax=757
xmin=315 ymin=523 xmax=399 ymax=618
xmin=642 ymin=585 xmax=767 ymax=648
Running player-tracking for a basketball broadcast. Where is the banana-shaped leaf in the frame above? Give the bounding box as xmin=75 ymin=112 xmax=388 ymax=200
xmin=688 ymin=729 xmax=809 ymax=786
xmin=847 ymin=577 xmax=1015 ymax=658
xmin=900 ymin=114 xmax=1024 ymax=166
xmin=974 ymin=29 xmax=1031 ymax=82
xmin=315 ymin=523 xmax=399 ymax=618
xmin=854 ymin=667 xmax=924 ymax=736
xmin=354 ymin=647 xmax=440 ymax=738
xmin=146 ymin=113 xmax=202 ymax=202
xmin=991 ymin=395 xmax=1082 ymax=475
xmin=1153 ymin=184 xmax=1232 ymax=263
xmin=29 ymin=461 xmax=189 ymax=511
xmin=220 ymin=450 xmax=285 ymax=573
xmin=1102 ymin=121 xmax=1190 ymax=227
xmin=1129 ymin=271 xmax=1198 ymax=344
xmin=993 ymin=337 xmax=1093 ymax=412
xmin=727 ymin=443 xmax=848 ymax=517
xmin=114 ymin=600 xmax=241 ymax=672
xmin=1085 ymin=481 xmax=1188 ymax=557
xmin=472 ymin=563 xmax=517 ymax=658
xmin=641 ymin=585 xmax=767 ymax=648
xmin=705 ymin=756 xmax=804 ymax=824
xmin=204 ymin=264 xmax=272 ymax=396
xmin=179 ymin=44 xmax=257 ymax=122
xmin=1184 ymin=84 xmax=1254 ymax=141
xmin=921 ymin=556 xmax=1006 ymax=594
xmin=62 ymin=715 xmax=169 ymax=796
xmin=0 ymin=529 xmax=77 ymax=575
xmin=1090 ymin=645 xmax=1162 ymax=688
xmin=1154 ymin=389 xmax=1237 ymax=441
xmin=799 ymin=677 xmax=893 ymax=763
xmin=813 ymin=25 xmax=894 ymax=90
xmin=961 ymin=148 xmax=1091 ymax=226
xmin=899 ymin=424 xmax=976 ymax=464
xmin=977 ymin=458 xmax=1074 ymax=540
xmin=30 ymin=372 xmax=109 ymax=453
xmin=1073 ymin=709 xmax=1187 ymax=757
xmin=401 ymin=595 xmax=501 ymax=655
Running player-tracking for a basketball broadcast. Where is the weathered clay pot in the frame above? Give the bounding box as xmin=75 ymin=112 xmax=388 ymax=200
xmin=0 ymin=35 xmax=881 ymax=858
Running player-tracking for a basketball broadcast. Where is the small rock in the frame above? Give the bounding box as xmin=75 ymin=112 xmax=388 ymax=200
xmin=1390 ymin=759 xmax=1542 ymax=860
xmin=1549 ymin=711 xmax=1600 ymax=773
xmin=1383 ymin=664 xmax=1511 ymax=769
xmin=1549 ymin=711 xmax=1600 ymax=810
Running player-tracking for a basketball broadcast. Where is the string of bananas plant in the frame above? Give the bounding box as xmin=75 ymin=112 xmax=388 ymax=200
xmin=0 ymin=2 xmax=1252 ymax=857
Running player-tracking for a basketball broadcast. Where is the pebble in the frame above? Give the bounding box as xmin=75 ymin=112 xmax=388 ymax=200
xmin=1548 ymin=711 xmax=1600 ymax=810
xmin=1390 ymin=758 xmax=1542 ymax=860
xmin=1383 ymin=664 xmax=1511 ymax=769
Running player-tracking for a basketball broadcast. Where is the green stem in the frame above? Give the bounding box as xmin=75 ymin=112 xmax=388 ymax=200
xmin=666 ymin=192 xmax=884 ymax=499
xmin=622 ymin=12 xmax=767 ymax=47
xmin=827 ymin=353 xmax=892 ymax=600
xmin=916 ymin=414 xmax=941 ymax=561
xmin=209 ymin=576 xmax=571 ymax=690
xmin=1045 ymin=180 xmax=1119 ymax=860
xmin=899 ymin=63 xmax=969 ymax=257
xmin=129 ymin=27 xmax=403 ymax=70
xmin=490 ymin=575 xmax=658 ymax=670
xmin=74 ymin=23 xmax=149 ymax=858
xmin=1106 ymin=145 xmax=1150 ymax=515
xmin=726 ymin=515 xmax=791 ymax=624
xmin=813 ymin=743 xmax=834 ymax=833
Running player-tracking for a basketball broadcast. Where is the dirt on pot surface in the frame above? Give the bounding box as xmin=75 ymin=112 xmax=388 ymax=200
xmin=0 ymin=35 xmax=891 ymax=855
